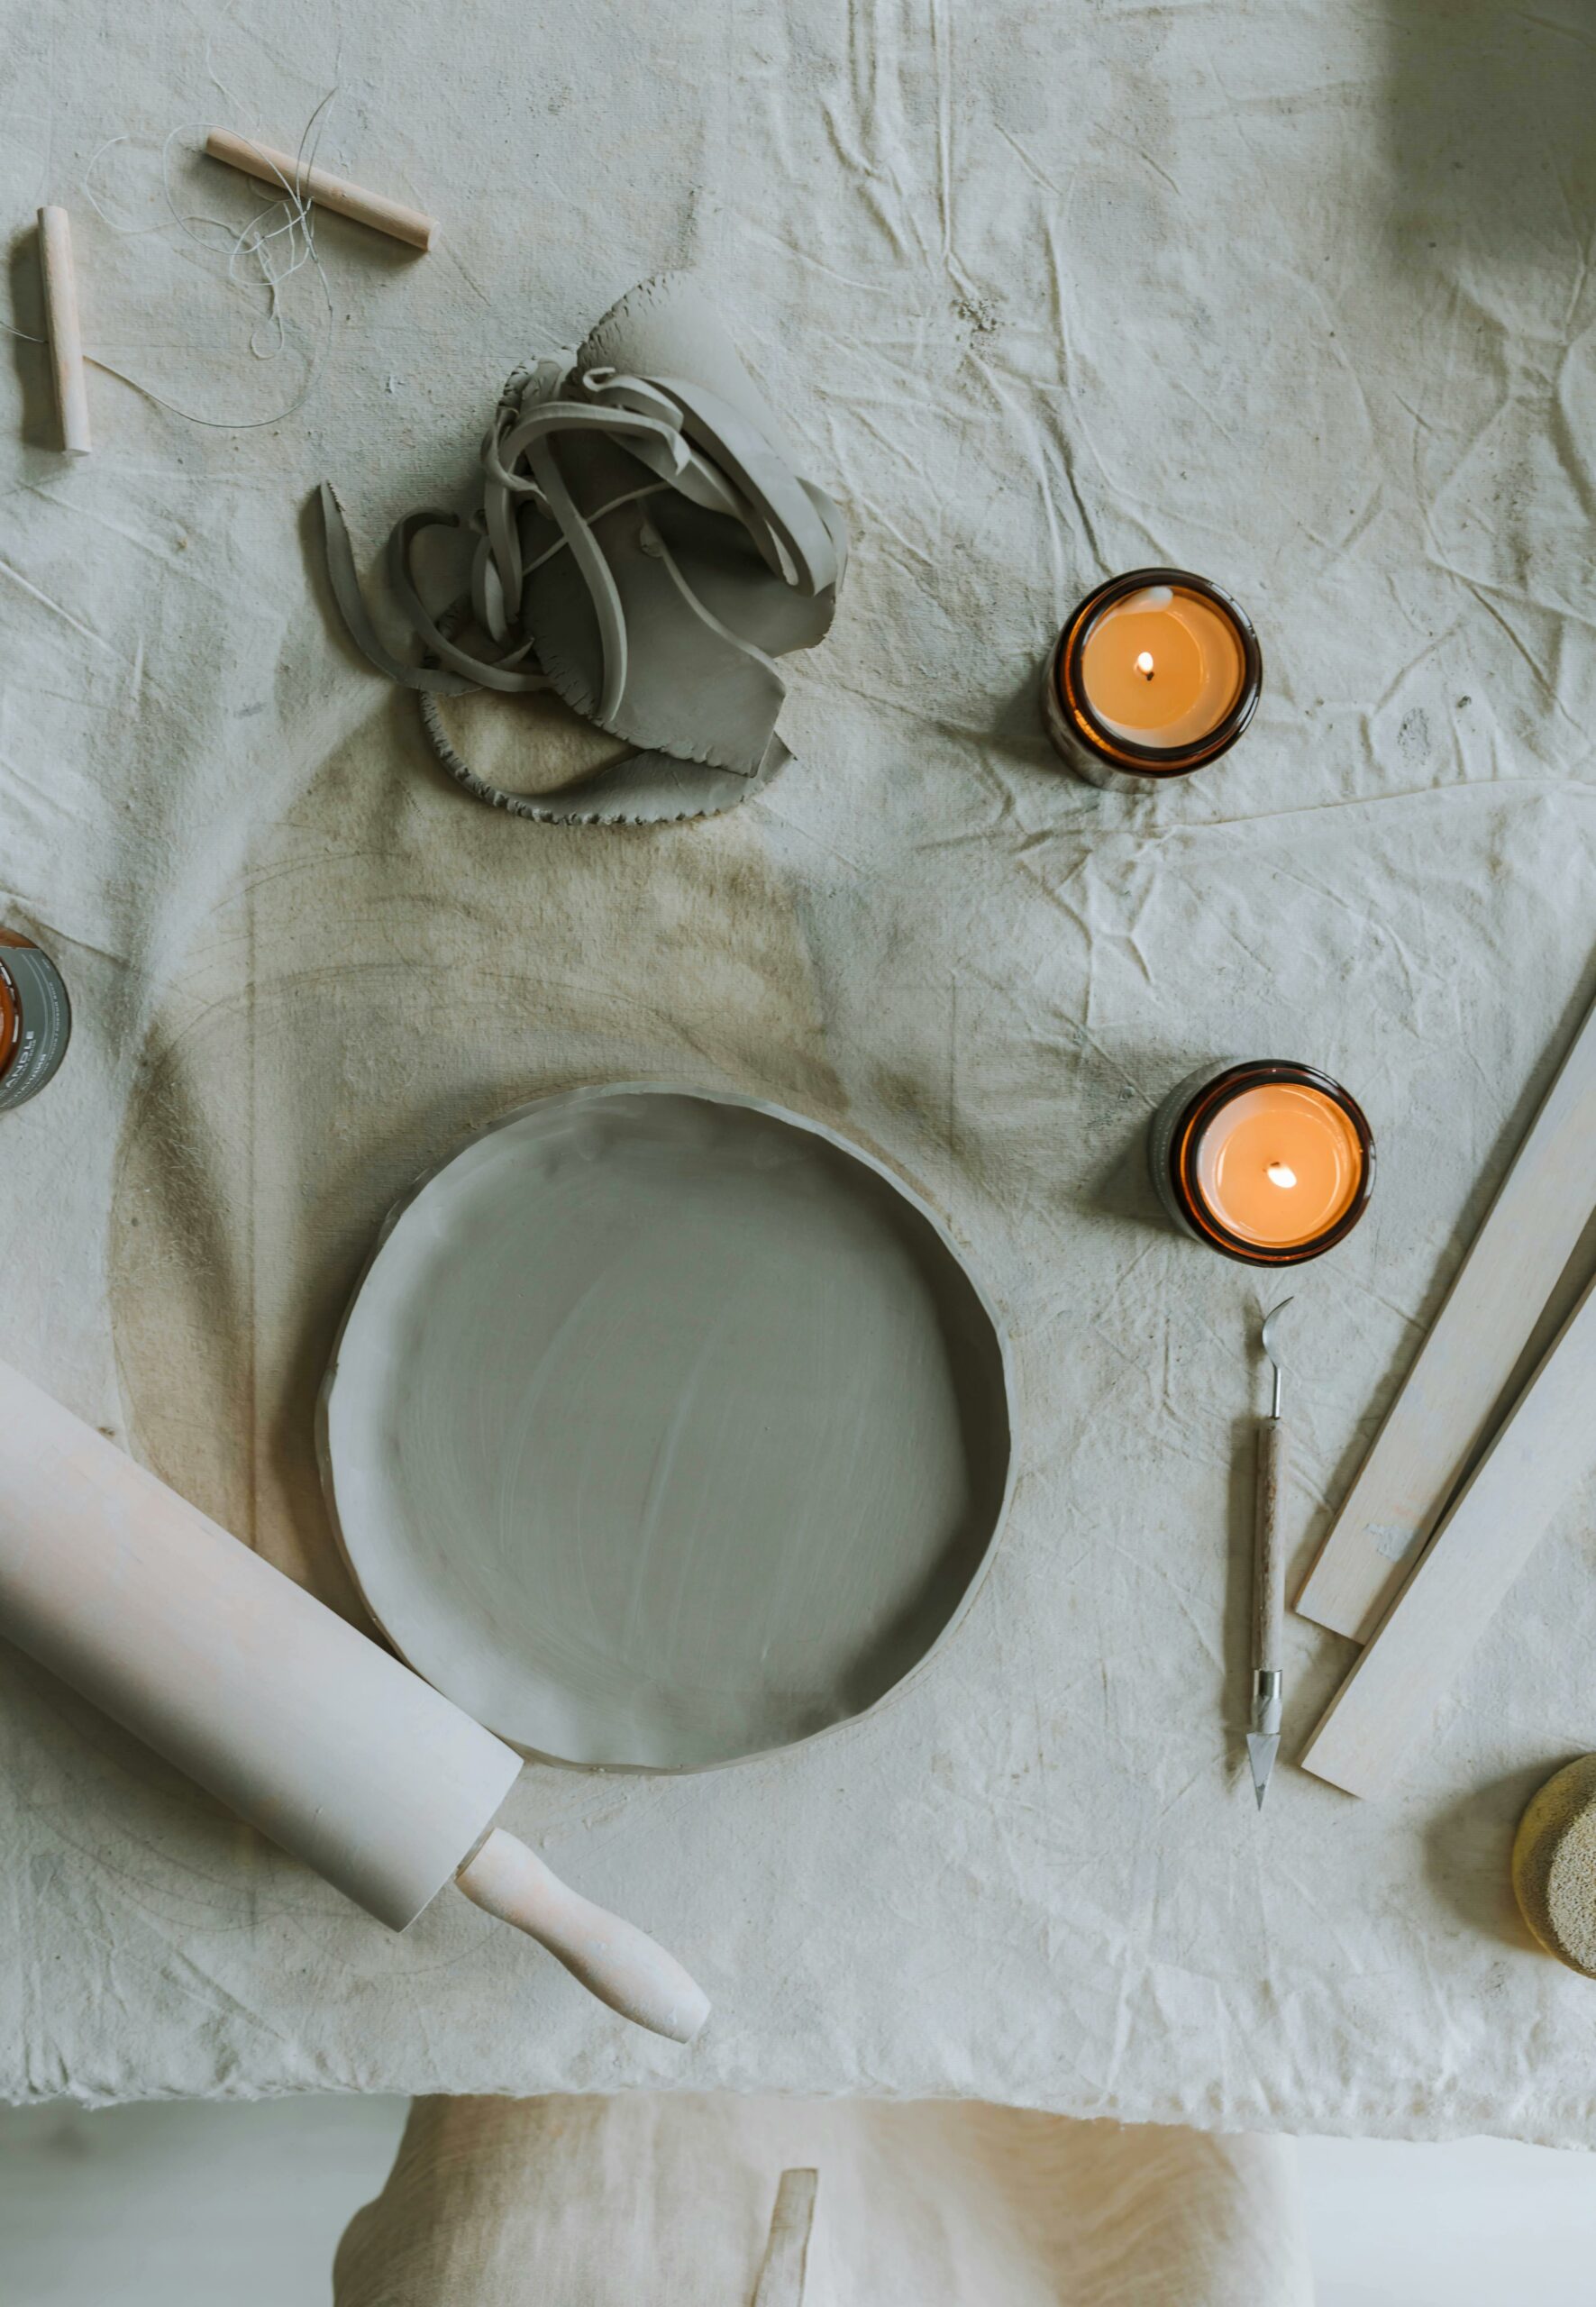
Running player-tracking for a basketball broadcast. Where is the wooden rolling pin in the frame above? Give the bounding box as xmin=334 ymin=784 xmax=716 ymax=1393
xmin=0 ymin=1360 xmax=707 ymax=2042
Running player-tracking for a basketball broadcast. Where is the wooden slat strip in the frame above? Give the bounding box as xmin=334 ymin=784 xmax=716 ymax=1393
xmin=1296 ymin=980 xmax=1596 ymax=1641
xmin=752 ymin=2170 xmax=819 ymax=2307
xmin=1301 ymin=1270 xmax=1596 ymax=1799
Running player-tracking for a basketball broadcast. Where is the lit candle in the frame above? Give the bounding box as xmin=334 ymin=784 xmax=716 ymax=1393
xmin=1150 ymin=1062 xmax=1374 ymax=1265
xmin=1044 ymin=569 xmax=1262 ymax=789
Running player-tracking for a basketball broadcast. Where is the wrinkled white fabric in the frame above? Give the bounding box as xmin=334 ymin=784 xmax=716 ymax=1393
xmin=4 ymin=0 xmax=1596 ymax=2139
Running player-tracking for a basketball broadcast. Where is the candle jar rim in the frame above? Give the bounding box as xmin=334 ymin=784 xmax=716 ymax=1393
xmin=1169 ymin=1059 xmax=1374 ymax=1265
xmin=1056 ymin=568 xmax=1263 ymax=778
xmin=0 ymin=935 xmax=73 ymax=1113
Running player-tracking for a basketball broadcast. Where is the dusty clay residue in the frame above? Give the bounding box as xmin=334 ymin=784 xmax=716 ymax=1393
xmin=109 ymin=701 xmax=849 ymax=1628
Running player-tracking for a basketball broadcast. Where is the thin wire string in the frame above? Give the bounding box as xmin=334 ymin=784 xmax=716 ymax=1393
xmin=0 ymin=52 xmax=341 ymax=430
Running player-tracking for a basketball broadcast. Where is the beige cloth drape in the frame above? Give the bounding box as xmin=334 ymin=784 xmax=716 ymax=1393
xmin=333 ymin=2095 xmax=1314 ymax=2305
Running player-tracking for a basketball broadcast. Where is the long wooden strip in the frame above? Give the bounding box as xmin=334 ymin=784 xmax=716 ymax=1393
xmin=1296 ymin=978 xmax=1596 ymax=1641
xmin=751 ymin=2170 xmax=819 ymax=2307
xmin=1301 ymin=1269 xmax=1596 ymax=1799
xmin=205 ymin=129 xmax=437 ymax=251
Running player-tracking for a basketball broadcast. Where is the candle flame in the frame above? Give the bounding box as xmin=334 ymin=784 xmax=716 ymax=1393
xmin=1134 ymin=651 xmax=1155 ymax=679
xmin=1265 ymin=1162 xmax=1297 ymax=1190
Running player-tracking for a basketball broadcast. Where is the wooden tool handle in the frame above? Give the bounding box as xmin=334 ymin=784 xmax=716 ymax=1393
xmin=37 ymin=207 xmax=90 ymax=454
xmin=455 ymin=1828 xmax=709 ymax=2044
xmin=1254 ymin=1417 xmax=1288 ymax=1678
xmin=204 ymin=129 xmax=436 ymax=251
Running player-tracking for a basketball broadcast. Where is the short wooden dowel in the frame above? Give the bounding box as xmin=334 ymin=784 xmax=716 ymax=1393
xmin=205 ymin=128 xmax=437 ymax=251
xmin=37 ymin=207 xmax=91 ymax=455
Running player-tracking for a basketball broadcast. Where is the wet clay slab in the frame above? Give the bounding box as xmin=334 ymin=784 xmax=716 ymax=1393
xmin=321 ymin=1086 xmax=1013 ymax=1769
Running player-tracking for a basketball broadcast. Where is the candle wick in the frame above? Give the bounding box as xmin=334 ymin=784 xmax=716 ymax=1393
xmin=1134 ymin=651 xmax=1155 ymax=680
xmin=1265 ymin=1162 xmax=1297 ymax=1190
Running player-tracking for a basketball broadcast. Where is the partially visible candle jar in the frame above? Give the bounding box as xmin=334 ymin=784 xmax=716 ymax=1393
xmin=1150 ymin=1060 xmax=1373 ymax=1266
xmin=0 ymin=931 xmax=71 ymax=1114
xmin=1044 ymin=569 xmax=1263 ymax=790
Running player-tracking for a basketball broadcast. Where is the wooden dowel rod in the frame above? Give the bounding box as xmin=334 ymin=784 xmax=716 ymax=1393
xmin=205 ymin=128 xmax=436 ymax=251
xmin=37 ymin=207 xmax=91 ymax=455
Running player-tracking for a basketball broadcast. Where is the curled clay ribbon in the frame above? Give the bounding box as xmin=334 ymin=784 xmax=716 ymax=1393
xmin=318 ymin=364 xmax=835 ymax=816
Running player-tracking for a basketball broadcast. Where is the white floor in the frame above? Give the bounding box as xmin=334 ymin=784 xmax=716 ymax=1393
xmin=1297 ymin=2134 xmax=1594 ymax=2307
xmin=0 ymin=2096 xmax=406 ymax=2307
xmin=0 ymin=2099 xmax=1591 ymax=2304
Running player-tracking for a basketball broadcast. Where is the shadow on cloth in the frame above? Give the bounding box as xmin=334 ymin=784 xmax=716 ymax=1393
xmin=1421 ymin=1762 xmax=1565 ymax=1955
xmin=4 ymin=228 xmax=55 ymax=450
xmin=107 ymin=707 xmax=848 ymax=1625
xmin=1382 ymin=2 xmax=1596 ymax=265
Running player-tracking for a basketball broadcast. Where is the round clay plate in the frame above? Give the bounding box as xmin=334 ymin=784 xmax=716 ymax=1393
xmin=321 ymin=1084 xmax=1013 ymax=1770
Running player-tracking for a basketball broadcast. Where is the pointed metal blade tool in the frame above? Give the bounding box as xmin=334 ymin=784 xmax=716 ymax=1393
xmin=1246 ymin=1727 xmax=1278 ymax=1810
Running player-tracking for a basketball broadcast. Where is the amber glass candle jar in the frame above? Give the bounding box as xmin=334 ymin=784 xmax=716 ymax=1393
xmin=1150 ymin=1060 xmax=1373 ymax=1266
xmin=1044 ymin=570 xmax=1263 ymax=790
xmin=0 ymin=931 xmax=72 ymax=1114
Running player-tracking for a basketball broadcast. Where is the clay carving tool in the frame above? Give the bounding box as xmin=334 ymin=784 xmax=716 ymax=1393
xmin=1247 ymin=1299 xmax=1292 ymax=1809
xmin=205 ymin=128 xmax=437 ymax=251
xmin=0 ymin=1358 xmax=707 ymax=2041
xmin=37 ymin=207 xmax=90 ymax=455
xmin=1297 ymin=976 xmax=1596 ymax=1642
xmin=1301 ymin=1265 xmax=1596 ymax=1798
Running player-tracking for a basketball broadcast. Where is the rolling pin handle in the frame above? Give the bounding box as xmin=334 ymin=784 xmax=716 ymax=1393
xmin=454 ymin=1828 xmax=709 ymax=2044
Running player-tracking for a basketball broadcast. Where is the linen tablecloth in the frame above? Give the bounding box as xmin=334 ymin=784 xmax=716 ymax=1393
xmin=331 ymin=2099 xmax=1314 ymax=2304
xmin=5 ymin=0 xmax=1596 ymax=2139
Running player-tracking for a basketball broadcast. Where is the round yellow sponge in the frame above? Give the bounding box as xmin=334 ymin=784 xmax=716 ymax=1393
xmin=1512 ymin=1756 xmax=1596 ymax=1977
